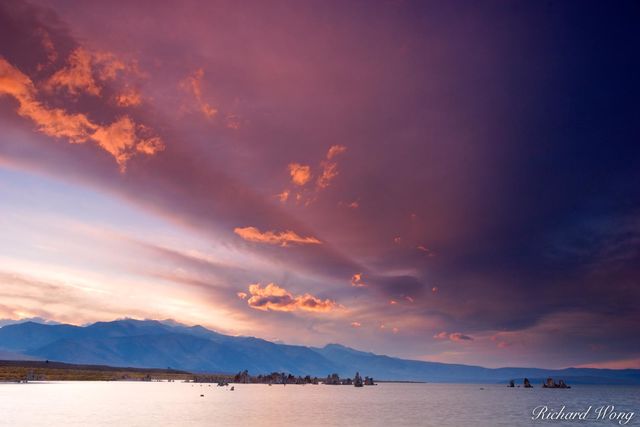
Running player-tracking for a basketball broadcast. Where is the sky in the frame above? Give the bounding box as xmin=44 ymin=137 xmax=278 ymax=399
xmin=0 ymin=0 xmax=638 ymax=369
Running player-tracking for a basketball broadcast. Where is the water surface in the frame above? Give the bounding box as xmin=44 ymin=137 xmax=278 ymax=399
xmin=0 ymin=382 xmax=637 ymax=426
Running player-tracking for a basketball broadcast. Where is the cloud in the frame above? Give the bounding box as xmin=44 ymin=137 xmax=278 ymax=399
xmin=288 ymin=162 xmax=311 ymax=186
xmin=281 ymin=146 xmax=347 ymax=204
xmin=44 ymin=48 xmax=100 ymax=96
xmin=449 ymin=332 xmax=473 ymax=341
xmin=351 ymin=321 xmax=362 ymax=328
xmin=317 ymin=160 xmax=338 ymax=189
xmin=180 ymin=68 xmax=217 ymax=118
xmin=115 ymin=88 xmax=142 ymax=107
xmin=234 ymin=226 xmax=321 ymax=246
xmin=327 ymin=145 xmax=347 ymax=160
xmin=35 ymin=28 xmax=57 ymax=65
xmin=236 ymin=291 xmax=248 ymax=300
xmin=276 ymin=189 xmax=290 ymax=202
xmin=91 ymin=116 xmax=161 ymax=167
xmin=317 ymin=145 xmax=346 ymax=189
xmin=417 ymin=245 xmax=435 ymax=256
xmin=92 ymin=51 xmax=128 ymax=81
xmin=351 ymin=272 xmax=367 ymax=287
xmin=246 ymin=283 xmax=339 ymax=313
xmin=0 ymin=56 xmax=163 ymax=170
xmin=43 ymin=48 xmax=129 ymax=97
xmin=434 ymin=331 xmax=473 ymax=342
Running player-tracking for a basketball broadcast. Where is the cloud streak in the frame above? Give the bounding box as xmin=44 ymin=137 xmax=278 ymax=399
xmin=234 ymin=226 xmax=321 ymax=246
xmin=180 ymin=68 xmax=217 ymax=119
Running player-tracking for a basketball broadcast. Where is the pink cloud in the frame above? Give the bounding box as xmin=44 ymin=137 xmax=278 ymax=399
xmin=433 ymin=331 xmax=473 ymax=342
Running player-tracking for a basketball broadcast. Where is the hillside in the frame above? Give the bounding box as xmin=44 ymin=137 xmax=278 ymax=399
xmin=1 ymin=319 xmax=638 ymax=384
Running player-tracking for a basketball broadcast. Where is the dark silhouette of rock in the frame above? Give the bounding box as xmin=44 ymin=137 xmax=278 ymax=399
xmin=354 ymin=372 xmax=363 ymax=387
xmin=543 ymin=377 xmax=571 ymax=388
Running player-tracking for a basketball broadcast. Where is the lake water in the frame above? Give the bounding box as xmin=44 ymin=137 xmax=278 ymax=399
xmin=0 ymin=382 xmax=638 ymax=426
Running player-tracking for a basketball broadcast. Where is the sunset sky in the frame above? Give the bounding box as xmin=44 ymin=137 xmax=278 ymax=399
xmin=0 ymin=0 xmax=638 ymax=369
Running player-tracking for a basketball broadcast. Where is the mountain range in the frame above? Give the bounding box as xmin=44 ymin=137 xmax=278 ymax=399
xmin=1 ymin=319 xmax=638 ymax=384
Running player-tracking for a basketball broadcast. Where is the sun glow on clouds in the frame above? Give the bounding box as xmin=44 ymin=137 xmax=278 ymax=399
xmin=44 ymin=48 xmax=102 ymax=96
xmin=280 ymin=145 xmax=348 ymax=205
xmin=0 ymin=55 xmax=163 ymax=170
xmin=180 ymin=68 xmax=218 ymax=119
xmin=233 ymin=226 xmax=321 ymax=246
xmin=288 ymin=163 xmax=312 ymax=186
xmin=351 ymin=273 xmax=367 ymax=287
xmin=0 ymin=166 xmax=253 ymax=332
xmin=245 ymin=283 xmax=339 ymax=313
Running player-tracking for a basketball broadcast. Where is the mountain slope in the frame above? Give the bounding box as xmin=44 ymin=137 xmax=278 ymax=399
xmin=313 ymin=344 xmax=640 ymax=384
xmin=0 ymin=319 xmax=638 ymax=384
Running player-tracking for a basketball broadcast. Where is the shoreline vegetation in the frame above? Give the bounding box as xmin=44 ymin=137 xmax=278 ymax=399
xmin=0 ymin=361 xmax=379 ymax=386
xmin=0 ymin=360 xmax=193 ymax=382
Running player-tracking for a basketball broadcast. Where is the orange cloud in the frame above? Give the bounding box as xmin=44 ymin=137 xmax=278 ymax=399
xmin=288 ymin=162 xmax=311 ymax=186
xmin=317 ymin=161 xmax=338 ymax=189
xmin=92 ymin=51 xmax=127 ymax=81
xmin=236 ymin=291 xmax=248 ymax=300
xmin=351 ymin=273 xmax=367 ymax=287
xmin=115 ymin=88 xmax=142 ymax=107
xmin=233 ymin=226 xmax=321 ymax=246
xmin=246 ymin=283 xmax=338 ymax=313
xmin=44 ymin=48 xmax=101 ymax=96
xmin=0 ymin=57 xmax=164 ymax=171
xmin=281 ymin=145 xmax=347 ymax=205
xmin=180 ymin=68 xmax=217 ymax=119
xmin=317 ymin=145 xmax=346 ymax=189
xmin=91 ymin=116 xmax=163 ymax=167
xmin=351 ymin=321 xmax=362 ymax=328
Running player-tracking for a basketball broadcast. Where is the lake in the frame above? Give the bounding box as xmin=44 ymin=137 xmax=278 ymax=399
xmin=0 ymin=382 xmax=638 ymax=426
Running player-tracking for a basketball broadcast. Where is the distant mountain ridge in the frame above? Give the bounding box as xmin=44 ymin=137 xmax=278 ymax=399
xmin=0 ymin=319 xmax=638 ymax=384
